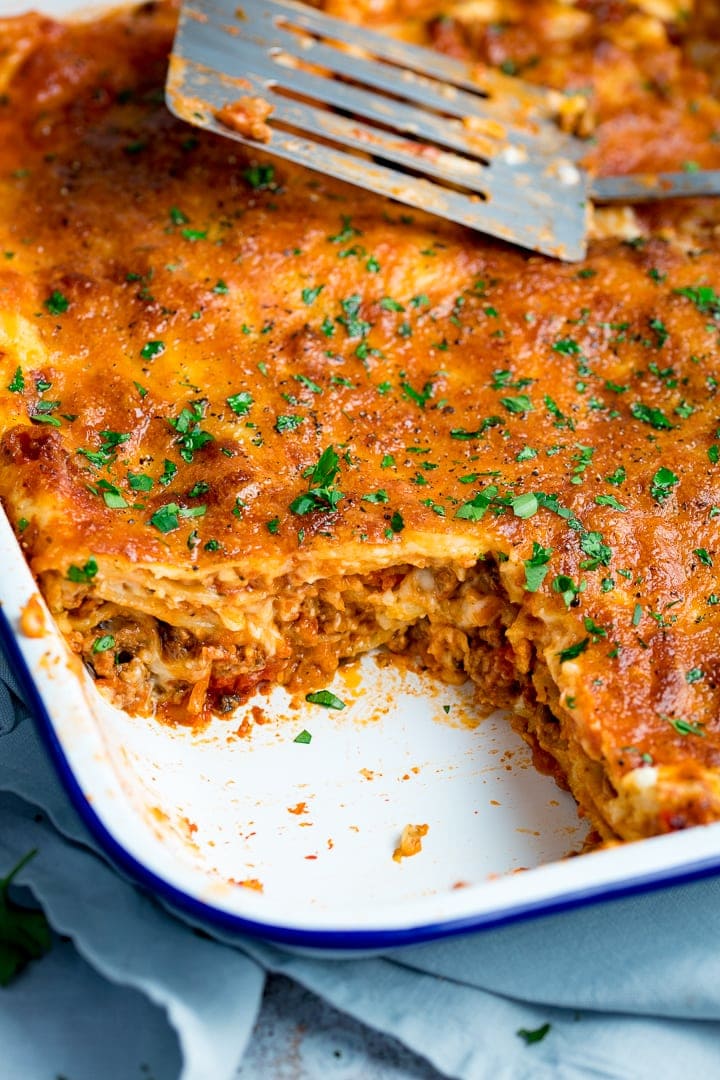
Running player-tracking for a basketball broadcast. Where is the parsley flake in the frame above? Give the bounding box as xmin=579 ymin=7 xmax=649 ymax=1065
xmin=66 ymin=558 xmax=98 ymax=583
xmin=630 ymin=402 xmax=673 ymax=430
xmin=226 ymin=391 xmax=253 ymax=416
xmin=44 ymin=290 xmax=68 ymax=316
xmin=0 ymin=850 xmax=52 ymax=987
xmin=140 ymin=340 xmax=165 ymax=360
xmin=650 ymin=467 xmax=678 ymax=503
xmin=524 ymin=542 xmax=553 ymax=592
xmin=517 ymin=1024 xmax=551 ymax=1046
xmin=305 ymin=690 xmax=346 ymax=710
xmin=558 ymin=638 xmax=590 ymax=662
xmin=7 ymin=367 xmax=23 ymax=393
xmin=275 ymin=414 xmax=304 ymax=434
xmin=302 ymin=285 xmax=324 ymax=305
xmin=289 ymin=445 xmax=343 ymax=515
xmin=92 ymin=634 xmax=115 ymax=653
xmin=665 ymin=715 xmax=705 ymax=737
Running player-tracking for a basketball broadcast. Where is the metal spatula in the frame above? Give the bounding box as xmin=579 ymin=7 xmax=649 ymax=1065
xmin=167 ymin=0 xmax=720 ymax=261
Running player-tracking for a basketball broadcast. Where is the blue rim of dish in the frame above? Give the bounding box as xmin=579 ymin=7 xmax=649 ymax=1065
xmin=4 ymin=605 xmax=720 ymax=950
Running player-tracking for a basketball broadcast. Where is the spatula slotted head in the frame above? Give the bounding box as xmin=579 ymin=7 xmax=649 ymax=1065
xmin=168 ymin=0 xmax=590 ymax=259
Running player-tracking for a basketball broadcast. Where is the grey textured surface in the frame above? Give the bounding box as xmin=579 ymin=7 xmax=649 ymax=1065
xmin=238 ymin=974 xmax=445 ymax=1079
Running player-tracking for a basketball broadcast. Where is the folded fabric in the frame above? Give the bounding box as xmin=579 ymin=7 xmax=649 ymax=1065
xmin=3 ymin=645 xmax=720 ymax=1080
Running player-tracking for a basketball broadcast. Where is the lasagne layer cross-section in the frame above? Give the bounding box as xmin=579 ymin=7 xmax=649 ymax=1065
xmin=2 ymin=0 xmax=720 ymax=844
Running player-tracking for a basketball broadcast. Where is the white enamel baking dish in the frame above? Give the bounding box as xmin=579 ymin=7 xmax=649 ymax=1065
xmin=3 ymin=0 xmax=720 ymax=952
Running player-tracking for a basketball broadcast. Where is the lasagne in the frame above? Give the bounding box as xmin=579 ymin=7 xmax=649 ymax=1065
xmin=1 ymin=0 xmax=720 ymax=844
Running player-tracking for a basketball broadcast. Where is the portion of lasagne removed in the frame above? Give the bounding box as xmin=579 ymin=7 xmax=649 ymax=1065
xmin=2 ymin=0 xmax=720 ymax=844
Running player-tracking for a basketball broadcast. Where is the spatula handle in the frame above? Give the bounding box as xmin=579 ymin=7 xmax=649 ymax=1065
xmin=591 ymin=170 xmax=720 ymax=201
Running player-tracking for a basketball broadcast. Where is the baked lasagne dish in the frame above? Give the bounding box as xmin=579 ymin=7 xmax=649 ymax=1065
xmin=1 ymin=0 xmax=720 ymax=845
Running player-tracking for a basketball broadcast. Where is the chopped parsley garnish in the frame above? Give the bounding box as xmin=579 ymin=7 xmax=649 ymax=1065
xmin=686 ymin=668 xmax=704 ymax=683
xmin=649 ymin=317 xmax=669 ymax=347
xmin=150 ymin=504 xmax=180 ymax=533
xmin=0 ymin=850 xmax=52 ymax=987
xmin=243 ymin=163 xmax=276 ymax=190
xmin=401 ymin=380 xmax=434 ymax=409
xmin=595 ymin=494 xmax=627 ymax=512
xmin=456 ymin=486 xmax=498 ymax=522
xmin=128 ymin=473 xmax=153 ymax=491
xmin=362 ymin=489 xmax=389 ymax=504
xmin=543 ymin=395 xmax=572 ymax=429
xmin=328 ymin=215 xmax=361 ymax=244
xmin=694 ymin=548 xmax=713 ymax=567
xmin=534 ymin=492 xmax=583 ymax=532
xmin=276 ymin=414 xmax=304 ymax=434
xmin=140 ymin=340 xmax=165 ymax=360
xmin=294 ymin=374 xmax=323 ymax=394
xmin=92 ymin=634 xmax=115 ymax=653
xmin=169 ymin=206 xmax=189 ymax=225
xmin=579 ymin=531 xmax=612 ymax=570
xmin=570 ymin=445 xmax=594 ymax=484
xmin=650 ymin=467 xmax=678 ymax=503
xmin=524 ymin=542 xmax=553 ymax=592
xmin=301 ymin=285 xmax=324 ymax=305
xmin=500 ymin=394 xmax=533 ymax=414
xmin=97 ymin=480 xmax=128 ymax=509
xmin=337 ymin=295 xmax=371 ymax=339
xmin=44 ymin=290 xmax=68 ymax=316
xmin=665 ymin=715 xmax=705 ymax=737
xmin=450 ymin=417 xmax=501 ymax=440
xmin=553 ymin=575 xmax=586 ymax=607
xmin=557 ymin=638 xmax=590 ymax=662
xmin=305 ymin=690 xmax=346 ymax=710
xmin=66 ymin=558 xmax=98 ymax=583
xmin=29 ymin=400 xmax=61 ymax=427
xmin=492 ymin=369 xmax=532 ymax=391
xmin=293 ymin=728 xmax=312 ymax=743
xmin=511 ymin=493 xmax=538 ymax=519
xmin=148 ymin=502 xmax=206 ymax=533
xmin=516 ymin=1024 xmax=551 ymax=1046
xmin=226 ymin=391 xmax=253 ymax=416
xmin=674 ymin=284 xmax=720 ymax=316
xmin=289 ymin=445 xmax=343 ymax=515
xmin=389 ymin=510 xmax=404 ymax=533
xmin=212 ymin=279 xmax=229 ymax=294
xmin=159 ymin=459 xmax=178 ymax=486
xmin=552 ymin=338 xmax=581 ymax=355
xmin=380 ymin=297 xmax=404 ymax=312
xmin=267 ymin=517 xmax=280 ymax=534
xmin=605 ymin=467 xmax=626 ymax=486
xmin=168 ymin=401 xmax=214 ymax=462
xmin=583 ymin=617 xmax=607 ymax=639
xmin=7 ymin=367 xmax=23 ymax=393
xmin=630 ymin=402 xmax=673 ymax=430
